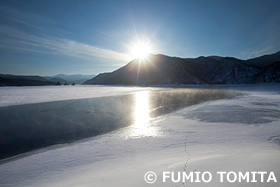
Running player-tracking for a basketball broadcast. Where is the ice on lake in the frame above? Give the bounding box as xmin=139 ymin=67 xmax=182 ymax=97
xmin=0 ymin=84 xmax=279 ymax=187
xmin=0 ymin=87 xmax=236 ymax=159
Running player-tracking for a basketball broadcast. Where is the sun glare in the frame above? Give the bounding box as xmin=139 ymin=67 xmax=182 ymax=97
xmin=131 ymin=41 xmax=151 ymax=60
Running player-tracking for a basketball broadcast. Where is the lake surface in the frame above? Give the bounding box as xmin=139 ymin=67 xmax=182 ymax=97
xmin=0 ymin=88 xmax=237 ymax=160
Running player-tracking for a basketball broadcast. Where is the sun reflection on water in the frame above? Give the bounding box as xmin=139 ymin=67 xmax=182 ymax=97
xmin=128 ymin=91 xmax=159 ymax=138
xmin=134 ymin=91 xmax=150 ymax=126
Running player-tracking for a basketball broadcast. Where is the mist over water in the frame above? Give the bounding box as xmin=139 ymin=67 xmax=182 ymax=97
xmin=0 ymin=88 xmax=238 ymax=160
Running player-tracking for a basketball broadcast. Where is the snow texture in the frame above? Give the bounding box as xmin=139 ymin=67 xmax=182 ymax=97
xmin=0 ymin=85 xmax=161 ymax=107
xmin=0 ymin=84 xmax=279 ymax=186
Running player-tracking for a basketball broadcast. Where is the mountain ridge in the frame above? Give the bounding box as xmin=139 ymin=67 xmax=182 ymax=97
xmin=0 ymin=74 xmax=57 ymax=86
xmin=84 ymin=51 xmax=280 ymax=85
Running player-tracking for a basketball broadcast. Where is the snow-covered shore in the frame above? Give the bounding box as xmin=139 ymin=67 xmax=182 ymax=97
xmin=0 ymin=85 xmax=162 ymax=107
xmin=0 ymin=84 xmax=279 ymax=186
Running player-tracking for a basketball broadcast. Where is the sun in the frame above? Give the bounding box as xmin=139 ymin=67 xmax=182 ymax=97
xmin=131 ymin=41 xmax=151 ymax=60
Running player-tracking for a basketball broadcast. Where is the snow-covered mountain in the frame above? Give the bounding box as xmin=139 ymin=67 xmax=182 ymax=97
xmin=84 ymin=51 xmax=280 ymax=85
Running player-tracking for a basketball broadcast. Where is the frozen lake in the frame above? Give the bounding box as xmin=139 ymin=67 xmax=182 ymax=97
xmin=0 ymin=87 xmax=236 ymax=159
xmin=0 ymin=85 xmax=162 ymax=107
xmin=0 ymin=84 xmax=280 ymax=186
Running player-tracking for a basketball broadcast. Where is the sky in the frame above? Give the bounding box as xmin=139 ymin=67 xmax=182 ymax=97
xmin=0 ymin=0 xmax=280 ymax=76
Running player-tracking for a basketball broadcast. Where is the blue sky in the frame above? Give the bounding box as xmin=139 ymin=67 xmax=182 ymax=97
xmin=0 ymin=0 xmax=280 ymax=76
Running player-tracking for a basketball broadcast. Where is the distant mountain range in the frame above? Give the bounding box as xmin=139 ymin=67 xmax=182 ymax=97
xmin=84 ymin=51 xmax=280 ymax=85
xmin=0 ymin=74 xmax=57 ymax=86
xmin=45 ymin=74 xmax=95 ymax=84
xmin=0 ymin=74 xmax=95 ymax=86
xmin=1 ymin=52 xmax=279 ymax=87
